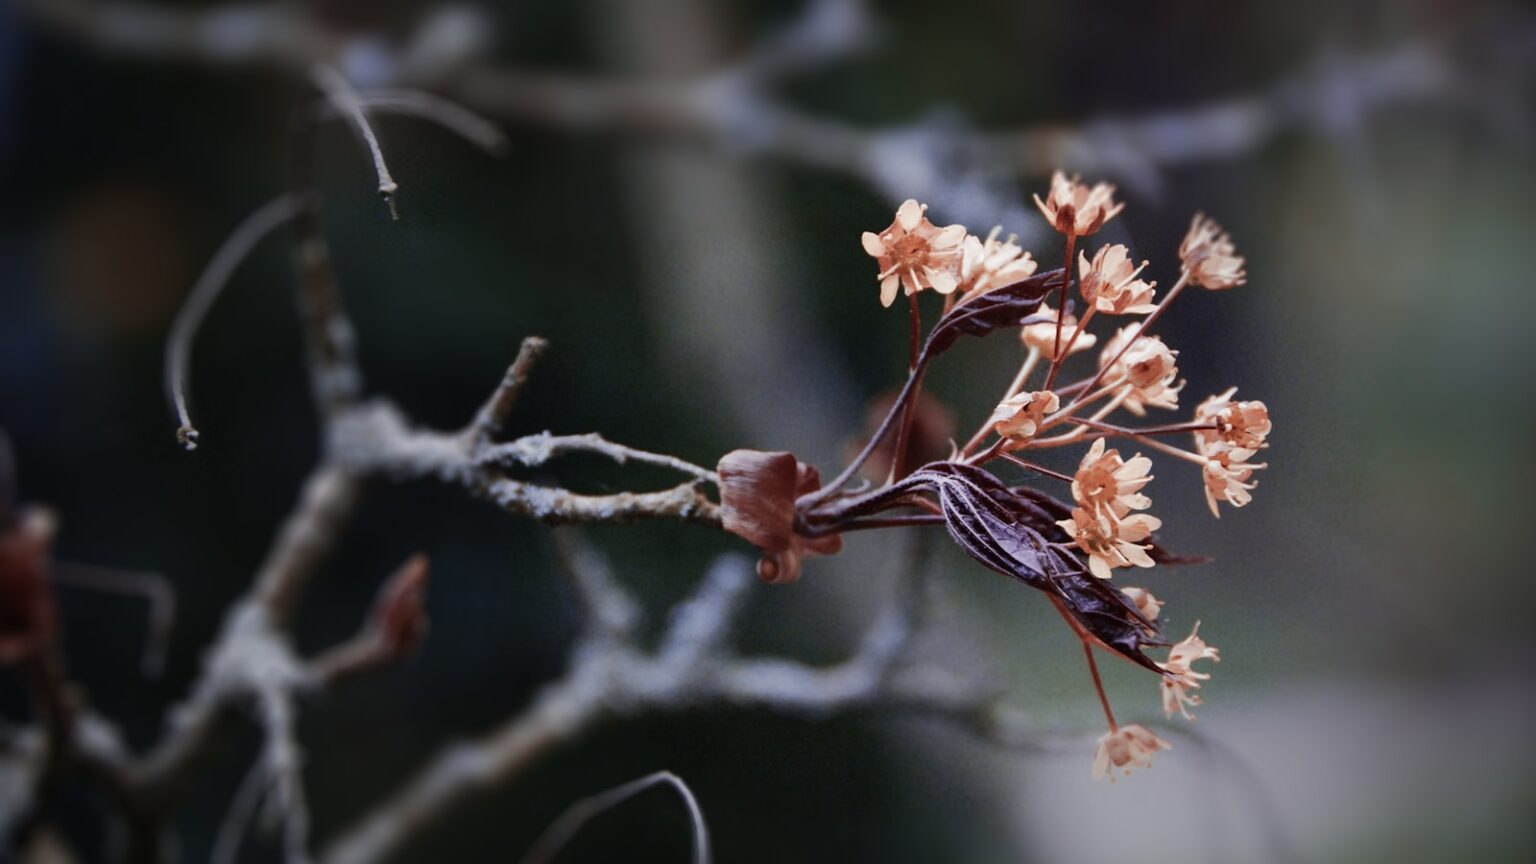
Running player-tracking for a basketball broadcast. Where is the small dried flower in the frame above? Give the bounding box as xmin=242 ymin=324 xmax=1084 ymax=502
xmin=862 ymin=199 xmax=966 ymax=307
xmin=1071 ymin=437 xmax=1154 ymax=520
xmin=1199 ymin=453 xmax=1264 ymax=518
xmin=1179 ymin=213 xmax=1246 ymax=290
xmin=1021 ymin=304 xmax=1097 ymax=360
xmin=1056 ymin=506 xmax=1160 ymax=579
xmin=1078 ymin=244 xmax=1157 ymax=315
xmin=1160 ymin=622 xmax=1220 ymax=720
xmin=1099 ymin=327 xmax=1182 ymax=415
xmin=989 ymin=390 xmax=1059 ymax=442
xmin=1194 ymin=387 xmax=1271 ymax=452
xmin=718 ymin=450 xmax=843 ymax=584
xmin=956 ymin=227 xmax=1038 ymax=297
xmin=1121 ymin=586 xmax=1163 ymax=621
xmin=1033 ymin=171 xmax=1125 ymax=237
xmin=1092 ymin=724 xmax=1171 ymax=781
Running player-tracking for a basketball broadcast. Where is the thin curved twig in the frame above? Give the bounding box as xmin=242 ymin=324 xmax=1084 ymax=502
xmin=164 ymin=195 xmax=302 ymax=450
xmin=520 ymin=771 xmax=711 ymax=864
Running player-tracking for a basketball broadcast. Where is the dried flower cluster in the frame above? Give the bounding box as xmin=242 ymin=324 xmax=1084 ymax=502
xmin=721 ymin=172 xmax=1269 ymax=779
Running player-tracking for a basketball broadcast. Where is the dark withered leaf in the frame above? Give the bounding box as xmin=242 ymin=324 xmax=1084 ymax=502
xmin=908 ymin=462 xmax=1166 ymax=672
xmin=921 ymin=269 xmax=1061 ymax=358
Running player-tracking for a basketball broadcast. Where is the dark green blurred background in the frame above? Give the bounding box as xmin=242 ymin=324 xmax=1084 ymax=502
xmin=2 ymin=1 xmax=1535 ymax=862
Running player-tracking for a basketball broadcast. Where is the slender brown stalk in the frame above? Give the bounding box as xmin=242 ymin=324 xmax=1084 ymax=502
xmin=1045 ymin=233 xmax=1077 ymax=385
xmin=1043 ymin=305 xmax=1095 ymax=392
xmin=887 ymin=291 xmax=926 ymax=482
xmin=998 ymin=453 xmax=1074 ymax=483
xmin=1066 ymin=271 xmax=1190 ymax=411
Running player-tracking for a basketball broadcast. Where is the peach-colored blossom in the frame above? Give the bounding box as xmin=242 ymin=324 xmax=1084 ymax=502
xmin=1078 ymin=244 xmax=1157 ymax=314
xmin=1033 ymin=171 xmax=1125 ymax=237
xmin=861 ymin=199 xmax=965 ymax=307
xmin=1099 ymin=327 xmax=1181 ymax=415
xmin=989 ymin=390 xmax=1060 ymax=442
xmin=1071 ymin=437 xmax=1154 ymax=520
xmin=1194 ymin=387 xmax=1272 ymax=452
xmin=1021 ymin=304 xmax=1097 ymax=360
xmin=1121 ymin=586 xmax=1163 ymax=621
xmin=1092 ymin=724 xmax=1171 ymax=781
xmin=1199 ymin=452 xmax=1263 ymax=518
xmin=957 ymin=227 xmax=1037 ymax=297
xmin=1179 ymin=213 xmax=1246 ymax=290
xmin=1056 ymin=506 xmax=1160 ymax=579
xmin=1159 ymin=622 xmax=1220 ymax=720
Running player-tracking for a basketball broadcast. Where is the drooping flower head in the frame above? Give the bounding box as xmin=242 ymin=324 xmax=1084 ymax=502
xmin=1179 ymin=213 xmax=1247 ymax=290
xmin=989 ymin=390 xmax=1059 ymax=443
xmin=1033 ymin=171 xmax=1125 ymax=237
xmin=1071 ymin=438 xmax=1155 ymax=520
xmin=718 ymin=450 xmax=843 ymax=584
xmin=957 ymin=227 xmax=1037 ymax=297
xmin=1021 ymin=304 xmax=1097 ymax=360
xmin=1099 ymin=327 xmax=1182 ymax=415
xmin=1092 ymin=724 xmax=1171 ymax=781
xmin=1199 ymin=452 xmax=1264 ymax=518
xmin=1056 ymin=506 xmax=1160 ymax=579
xmin=1159 ymin=622 xmax=1220 ymax=720
xmin=861 ymin=199 xmax=966 ymax=307
xmin=1078 ymin=244 xmax=1157 ymax=315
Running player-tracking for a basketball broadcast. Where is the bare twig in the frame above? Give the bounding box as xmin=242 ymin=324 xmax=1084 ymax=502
xmin=310 ymin=65 xmax=399 ymax=218
xmin=469 ymin=336 xmax=549 ymax=444
xmin=12 ymin=0 xmax=1491 ymax=225
xmin=164 ymin=194 xmax=301 ymax=450
xmin=318 ymin=548 xmax=1064 ymax=864
xmin=479 ymin=432 xmax=718 ymax=483
xmin=50 ymin=561 xmax=177 ymax=678
xmin=355 ymin=90 xmax=510 ymax=156
xmin=520 ymin=771 xmax=711 ymax=864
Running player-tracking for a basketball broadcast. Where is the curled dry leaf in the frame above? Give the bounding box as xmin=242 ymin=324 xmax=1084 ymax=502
xmin=907 ymin=463 xmax=1166 ymax=672
xmin=717 ymin=450 xmax=842 ymax=584
xmin=921 ymin=269 xmax=1061 ymax=358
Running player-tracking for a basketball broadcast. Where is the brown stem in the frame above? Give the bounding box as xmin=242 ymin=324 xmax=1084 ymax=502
xmin=1048 ymin=596 xmax=1118 ymax=730
xmin=1043 ymin=304 xmax=1095 ymax=392
xmin=998 ymin=453 xmax=1073 ymax=483
xmin=888 ymin=292 xmax=926 ymax=482
xmin=1067 ymin=272 xmax=1189 ymax=412
xmin=1045 ymin=232 xmax=1077 ymax=385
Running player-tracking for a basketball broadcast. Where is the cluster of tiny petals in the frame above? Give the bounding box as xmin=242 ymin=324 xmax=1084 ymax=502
xmin=1093 ymin=724 xmax=1171 ymax=781
xmin=1079 ymin=244 xmax=1157 ymax=315
xmin=1099 ymin=327 xmax=1182 ymax=415
xmin=1057 ymin=506 xmax=1160 ymax=580
xmin=1194 ymin=387 xmax=1272 ymax=452
xmin=862 ymin=199 xmax=966 ymax=307
xmin=1179 ymin=213 xmax=1247 ymax=290
xmin=1072 ymin=438 xmax=1153 ymax=519
xmin=1159 ymin=623 xmax=1221 ymax=720
xmin=989 ymin=390 xmax=1059 ymax=442
xmin=1034 ymin=171 xmax=1125 ymax=237
xmin=1021 ymin=304 xmax=1096 ymax=359
xmin=1192 ymin=388 xmax=1270 ymax=517
xmin=1121 ymin=586 xmax=1163 ymax=621
xmin=957 ymin=226 xmax=1037 ymax=297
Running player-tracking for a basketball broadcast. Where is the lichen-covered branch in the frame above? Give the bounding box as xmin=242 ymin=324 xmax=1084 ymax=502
xmin=13 ymin=0 xmax=1485 ymax=216
xmin=320 ymin=549 xmax=1067 ymax=864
